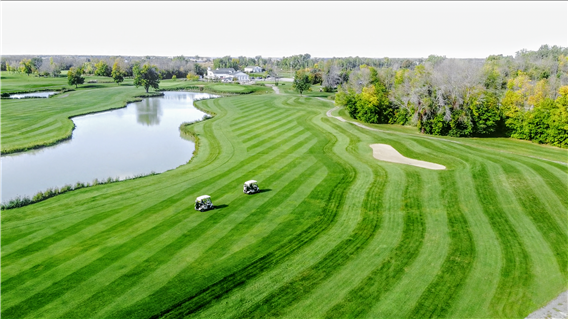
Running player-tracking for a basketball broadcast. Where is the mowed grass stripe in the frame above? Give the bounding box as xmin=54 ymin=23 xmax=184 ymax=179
xmin=497 ymin=162 xmax=567 ymax=278
xmin=3 ymin=158 xmax=231 ymax=263
xmin=187 ymin=116 xmax=391 ymax=319
xmin=412 ymin=136 xmax=557 ymax=318
xmin=8 ymin=120 xmax=64 ymax=139
xmin=471 ymin=163 xmax=533 ymax=318
xmin=518 ymin=160 xmax=568 ymax=209
xmin=230 ymin=105 xmax=290 ymax=128
xmin=140 ymin=109 xmax=355 ymax=319
xmin=229 ymin=118 xmax=383 ymax=319
xmin=246 ymin=126 xmax=305 ymax=153
xmin=104 ymin=161 xmax=324 ymax=319
xmin=221 ymin=166 xmax=329 ymax=259
xmin=230 ymin=105 xmax=290 ymax=129
xmin=88 ymin=127 xmax=324 ymax=318
xmin=440 ymin=139 xmax=565 ymax=279
xmin=35 ymin=155 xmax=324 ymax=319
xmin=1 ymin=205 xmax=131 ymax=268
xmin=0 ymin=229 xmax=40 ymax=247
xmin=408 ymin=170 xmax=475 ymax=318
xmin=241 ymin=114 xmax=303 ymax=144
xmin=323 ymin=170 xmax=426 ymax=319
xmin=1 ymin=178 xmax=179 ymax=259
xmin=1 ymin=152 xmax=268 ymax=301
xmin=339 ymin=128 xmax=472 ymax=317
xmin=499 ymin=156 xmax=568 ymax=220
xmin=2 ymin=206 xmax=195 ymax=316
xmin=232 ymin=109 xmax=295 ymax=136
xmin=2 ymin=141 xmax=316 ymax=318
xmin=275 ymin=168 xmax=405 ymax=319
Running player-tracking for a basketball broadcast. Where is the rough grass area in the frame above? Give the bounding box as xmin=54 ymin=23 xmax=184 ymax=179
xmin=1 ymin=77 xmax=567 ymax=318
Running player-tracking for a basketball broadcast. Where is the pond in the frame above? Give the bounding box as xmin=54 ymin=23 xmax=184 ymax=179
xmin=10 ymin=91 xmax=57 ymax=98
xmin=2 ymin=91 xmax=214 ymax=202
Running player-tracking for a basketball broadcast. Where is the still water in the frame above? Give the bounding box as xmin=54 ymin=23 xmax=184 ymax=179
xmin=10 ymin=92 xmax=57 ymax=98
xmin=2 ymin=91 xmax=213 ymax=202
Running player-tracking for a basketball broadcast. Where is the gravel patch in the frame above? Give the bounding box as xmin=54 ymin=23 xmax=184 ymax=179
xmin=526 ymin=291 xmax=567 ymax=319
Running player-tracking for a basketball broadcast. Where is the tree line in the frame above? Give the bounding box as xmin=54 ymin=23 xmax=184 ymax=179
xmin=1 ymin=55 xmax=207 ymax=80
xmin=331 ymin=45 xmax=568 ymax=148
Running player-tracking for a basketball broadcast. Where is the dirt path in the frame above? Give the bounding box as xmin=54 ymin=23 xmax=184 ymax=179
xmin=526 ymin=291 xmax=567 ymax=319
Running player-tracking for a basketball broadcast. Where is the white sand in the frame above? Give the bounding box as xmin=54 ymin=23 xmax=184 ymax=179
xmin=526 ymin=291 xmax=567 ymax=319
xmin=370 ymin=144 xmax=446 ymax=170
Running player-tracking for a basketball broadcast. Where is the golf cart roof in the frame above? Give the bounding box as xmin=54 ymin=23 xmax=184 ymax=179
xmin=196 ymin=195 xmax=211 ymax=201
xmin=244 ymin=180 xmax=257 ymax=185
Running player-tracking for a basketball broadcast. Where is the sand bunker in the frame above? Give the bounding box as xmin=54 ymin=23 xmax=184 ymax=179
xmin=370 ymin=144 xmax=446 ymax=170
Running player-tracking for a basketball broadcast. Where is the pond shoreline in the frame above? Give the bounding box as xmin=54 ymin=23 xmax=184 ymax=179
xmin=2 ymin=92 xmax=217 ymax=210
xmin=1 ymin=92 xmax=165 ymax=155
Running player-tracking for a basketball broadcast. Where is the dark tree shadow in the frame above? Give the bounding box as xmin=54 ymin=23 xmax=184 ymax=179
xmin=80 ymin=84 xmax=106 ymax=89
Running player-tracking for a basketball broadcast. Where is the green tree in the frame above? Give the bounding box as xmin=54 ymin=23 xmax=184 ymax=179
xmin=19 ymin=58 xmax=33 ymax=76
xmin=111 ymin=62 xmax=124 ymax=85
xmin=94 ymin=61 xmax=111 ymax=76
xmin=67 ymin=67 xmax=85 ymax=88
xmin=133 ymin=64 xmax=161 ymax=93
xmin=293 ymin=70 xmax=311 ymax=95
xmin=186 ymin=72 xmax=199 ymax=81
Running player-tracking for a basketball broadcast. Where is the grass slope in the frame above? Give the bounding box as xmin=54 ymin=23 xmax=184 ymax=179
xmin=1 ymin=78 xmax=567 ymax=318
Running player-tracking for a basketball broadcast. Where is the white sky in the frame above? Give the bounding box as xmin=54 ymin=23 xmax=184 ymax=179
xmin=1 ymin=1 xmax=567 ymax=59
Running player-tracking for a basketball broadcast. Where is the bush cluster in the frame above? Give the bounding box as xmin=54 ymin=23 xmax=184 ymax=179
xmin=335 ymin=47 xmax=568 ymax=147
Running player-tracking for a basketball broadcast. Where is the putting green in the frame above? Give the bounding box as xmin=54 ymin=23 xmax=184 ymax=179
xmin=1 ymin=90 xmax=567 ymax=319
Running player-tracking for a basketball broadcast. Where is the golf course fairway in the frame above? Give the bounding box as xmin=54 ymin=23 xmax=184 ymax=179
xmin=2 ymin=87 xmax=567 ymax=319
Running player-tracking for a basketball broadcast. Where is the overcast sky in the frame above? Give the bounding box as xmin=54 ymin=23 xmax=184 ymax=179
xmin=1 ymin=1 xmax=567 ymax=59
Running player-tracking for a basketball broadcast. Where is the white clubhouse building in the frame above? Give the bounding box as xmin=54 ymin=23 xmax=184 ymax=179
xmin=244 ymin=66 xmax=263 ymax=73
xmin=206 ymin=68 xmax=250 ymax=82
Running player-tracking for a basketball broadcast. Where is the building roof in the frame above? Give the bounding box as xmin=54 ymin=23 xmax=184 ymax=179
xmin=213 ymin=68 xmax=235 ymax=74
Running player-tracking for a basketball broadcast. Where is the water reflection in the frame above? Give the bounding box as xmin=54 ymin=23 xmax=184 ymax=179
xmin=136 ymin=99 xmax=163 ymax=126
xmin=2 ymin=92 xmax=213 ymax=202
xmin=10 ymin=91 xmax=57 ymax=99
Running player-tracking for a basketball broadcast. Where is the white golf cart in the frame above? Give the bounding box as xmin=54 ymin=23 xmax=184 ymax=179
xmin=194 ymin=195 xmax=214 ymax=211
xmin=243 ymin=180 xmax=260 ymax=194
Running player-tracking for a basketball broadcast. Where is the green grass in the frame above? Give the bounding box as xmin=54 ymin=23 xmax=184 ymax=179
xmin=1 ymin=76 xmax=270 ymax=154
xmin=1 ymin=75 xmax=567 ymax=319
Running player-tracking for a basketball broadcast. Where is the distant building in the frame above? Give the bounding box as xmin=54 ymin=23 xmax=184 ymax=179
xmin=207 ymin=68 xmax=250 ymax=82
xmin=244 ymin=66 xmax=263 ymax=73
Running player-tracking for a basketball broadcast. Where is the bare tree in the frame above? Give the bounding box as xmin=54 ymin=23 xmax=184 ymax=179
xmin=346 ymin=67 xmax=371 ymax=93
xmin=431 ymin=59 xmax=483 ymax=111
xmin=322 ymin=64 xmax=341 ymax=91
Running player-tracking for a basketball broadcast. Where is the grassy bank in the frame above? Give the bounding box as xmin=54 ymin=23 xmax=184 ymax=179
xmin=1 ymin=75 xmax=567 ymax=318
xmin=0 ymin=75 xmax=268 ymax=154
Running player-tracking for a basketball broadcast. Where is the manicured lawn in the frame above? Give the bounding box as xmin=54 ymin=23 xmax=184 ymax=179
xmin=0 ymin=72 xmax=132 ymax=94
xmin=1 ymin=75 xmax=567 ymax=318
